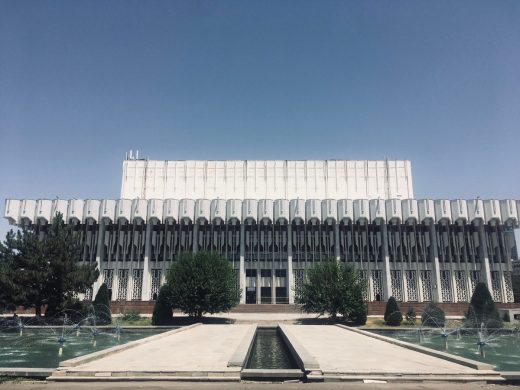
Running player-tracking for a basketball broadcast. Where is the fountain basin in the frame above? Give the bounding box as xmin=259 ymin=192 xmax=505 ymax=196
xmin=367 ymin=328 xmax=520 ymax=372
xmin=242 ymin=326 xmax=303 ymax=380
xmin=0 ymin=327 xmax=171 ymax=369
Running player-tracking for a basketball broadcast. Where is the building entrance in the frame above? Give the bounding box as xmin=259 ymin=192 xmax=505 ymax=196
xmin=246 ymin=287 xmax=256 ymax=304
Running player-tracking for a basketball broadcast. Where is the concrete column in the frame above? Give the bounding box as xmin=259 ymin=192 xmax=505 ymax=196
xmin=271 ymin=273 xmax=276 ymax=304
xmin=287 ymin=224 xmax=294 ymax=304
xmin=381 ymin=223 xmax=392 ymax=300
xmin=141 ymin=222 xmax=153 ymax=301
xmin=192 ymin=223 xmax=198 ymax=253
xmin=239 ymin=224 xmax=246 ymax=304
xmin=477 ymin=223 xmax=493 ymax=289
xmin=92 ymin=221 xmax=106 ymax=298
xmin=334 ymin=223 xmax=340 ymax=262
xmin=428 ymin=222 xmax=443 ymax=303
xmin=256 ymin=272 xmax=261 ymax=304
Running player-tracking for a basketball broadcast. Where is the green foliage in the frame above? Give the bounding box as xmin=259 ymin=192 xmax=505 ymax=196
xmin=296 ymin=261 xmax=367 ymax=324
xmin=166 ymin=252 xmax=240 ymax=318
xmin=384 ymin=297 xmax=402 ymax=326
xmin=92 ymin=283 xmax=112 ymax=325
xmin=421 ymin=302 xmax=445 ymax=327
xmin=405 ymin=306 xmax=417 ymax=325
xmin=152 ymin=285 xmax=173 ymax=325
xmin=465 ymin=282 xmax=503 ymax=329
xmin=121 ymin=309 xmax=141 ymax=323
xmin=0 ymin=214 xmax=99 ymax=317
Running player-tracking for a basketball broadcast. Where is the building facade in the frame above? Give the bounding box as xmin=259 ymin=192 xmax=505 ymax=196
xmin=3 ymin=158 xmax=518 ymax=304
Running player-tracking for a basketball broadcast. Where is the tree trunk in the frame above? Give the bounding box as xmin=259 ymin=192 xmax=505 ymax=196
xmin=35 ymin=305 xmax=42 ymax=317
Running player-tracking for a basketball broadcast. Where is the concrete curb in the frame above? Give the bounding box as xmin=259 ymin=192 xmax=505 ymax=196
xmin=241 ymin=368 xmax=304 ymax=380
xmin=278 ymin=324 xmax=321 ymax=378
xmin=335 ymin=324 xmax=496 ymax=371
xmin=0 ymin=367 xmax=53 ymax=378
xmin=57 ymin=323 xmax=201 ymax=368
xmin=227 ymin=324 xmax=257 ymax=367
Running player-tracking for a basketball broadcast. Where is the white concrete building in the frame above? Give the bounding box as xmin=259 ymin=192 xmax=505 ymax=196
xmin=3 ymin=157 xmax=518 ymax=304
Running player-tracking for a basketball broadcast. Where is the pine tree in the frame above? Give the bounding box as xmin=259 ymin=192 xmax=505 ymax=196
xmin=384 ymin=296 xmax=402 ymax=326
xmin=152 ymin=285 xmax=173 ymax=325
xmin=0 ymin=213 xmax=98 ymax=317
xmin=465 ymin=282 xmax=503 ymax=329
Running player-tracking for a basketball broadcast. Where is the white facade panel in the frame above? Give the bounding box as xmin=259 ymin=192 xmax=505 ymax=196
xmin=100 ymin=199 xmax=117 ymax=222
xmin=148 ymin=199 xmax=164 ymax=222
xmin=67 ymin=199 xmax=84 ymax=223
xmin=52 ymin=199 xmax=69 ymax=221
xmin=337 ymin=199 xmax=354 ymax=222
xmin=468 ymin=199 xmax=485 ymax=222
xmin=484 ymin=199 xmax=501 ymax=223
xmin=84 ymin=199 xmax=101 ymax=222
xmin=121 ymin=159 xmax=413 ymax=201
xmin=210 ymin=199 xmax=226 ymax=222
xmin=274 ymin=199 xmax=290 ymax=222
xmin=4 ymin=199 xmax=21 ymax=224
xmin=500 ymin=199 xmax=518 ymax=226
xmin=450 ymin=199 xmax=468 ymax=223
xmin=36 ymin=199 xmax=53 ymax=223
xmin=369 ymin=199 xmax=386 ymax=222
xmin=402 ymin=199 xmax=419 ymax=222
xmin=417 ymin=199 xmax=435 ymax=222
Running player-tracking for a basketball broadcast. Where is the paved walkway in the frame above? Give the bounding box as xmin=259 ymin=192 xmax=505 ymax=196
xmin=55 ymin=325 xmax=253 ymax=379
xmin=284 ymin=325 xmax=497 ymax=380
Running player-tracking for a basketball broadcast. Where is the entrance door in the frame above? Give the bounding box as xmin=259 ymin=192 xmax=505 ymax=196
xmin=246 ymin=287 xmax=256 ymax=304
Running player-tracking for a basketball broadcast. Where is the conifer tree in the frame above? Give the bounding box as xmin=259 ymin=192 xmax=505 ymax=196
xmin=465 ymin=282 xmax=503 ymax=329
xmin=0 ymin=213 xmax=99 ymax=317
xmin=92 ymin=283 xmax=112 ymax=325
xmin=384 ymin=296 xmax=402 ymax=326
xmin=152 ymin=285 xmax=173 ymax=325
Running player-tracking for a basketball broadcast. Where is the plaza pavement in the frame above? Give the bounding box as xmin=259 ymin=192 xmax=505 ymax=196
xmin=0 ymin=382 xmax=516 ymax=390
xmin=51 ymin=324 xmax=254 ymax=381
xmin=49 ymin=323 xmax=503 ymax=383
xmin=283 ymin=325 xmax=499 ymax=381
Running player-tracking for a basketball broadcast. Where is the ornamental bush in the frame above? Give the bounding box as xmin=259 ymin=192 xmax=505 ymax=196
xmin=465 ymin=282 xmax=503 ymax=329
xmin=152 ymin=285 xmax=173 ymax=325
xmin=92 ymin=283 xmax=112 ymax=325
xmin=405 ymin=306 xmax=417 ymax=325
xmin=421 ymin=302 xmax=445 ymax=327
xmin=166 ymin=252 xmax=240 ymax=318
xmin=296 ymin=261 xmax=367 ymax=324
xmin=384 ymin=297 xmax=402 ymax=326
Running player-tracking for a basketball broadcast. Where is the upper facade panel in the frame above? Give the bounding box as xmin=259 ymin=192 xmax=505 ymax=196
xmin=120 ymin=159 xmax=414 ymax=200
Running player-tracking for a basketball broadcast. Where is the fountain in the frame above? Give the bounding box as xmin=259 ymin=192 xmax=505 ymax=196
xmin=369 ymin=306 xmax=520 ymax=371
xmin=0 ymin=304 xmax=170 ymax=369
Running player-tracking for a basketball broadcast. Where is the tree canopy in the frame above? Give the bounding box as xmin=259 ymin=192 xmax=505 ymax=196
xmin=166 ymin=252 xmax=240 ymax=318
xmin=0 ymin=213 xmax=99 ymax=316
xmin=296 ymin=260 xmax=367 ymax=324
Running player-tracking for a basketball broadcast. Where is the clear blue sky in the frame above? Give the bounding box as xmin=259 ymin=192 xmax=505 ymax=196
xmin=1 ymin=0 xmax=519 ymax=237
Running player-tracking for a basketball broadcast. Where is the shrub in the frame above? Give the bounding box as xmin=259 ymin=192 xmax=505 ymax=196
xmin=421 ymin=302 xmax=445 ymax=327
xmin=296 ymin=261 xmax=367 ymax=324
xmin=384 ymin=297 xmax=402 ymax=326
xmin=167 ymin=252 xmax=240 ymax=318
xmin=465 ymin=282 xmax=503 ymax=329
xmin=152 ymin=285 xmax=173 ymax=325
xmin=405 ymin=306 xmax=416 ymax=325
xmin=92 ymin=283 xmax=111 ymax=325
xmin=121 ymin=309 xmax=141 ymax=323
